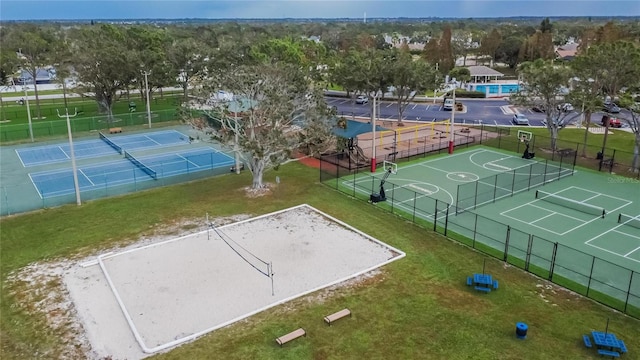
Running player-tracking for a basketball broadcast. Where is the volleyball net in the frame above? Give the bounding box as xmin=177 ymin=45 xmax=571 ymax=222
xmin=207 ymin=214 xmax=274 ymax=294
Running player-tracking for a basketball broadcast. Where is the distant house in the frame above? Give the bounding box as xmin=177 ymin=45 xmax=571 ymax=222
xmin=466 ymin=66 xmax=504 ymax=83
xmin=14 ymin=67 xmax=56 ymax=85
xmin=555 ymin=43 xmax=579 ymax=61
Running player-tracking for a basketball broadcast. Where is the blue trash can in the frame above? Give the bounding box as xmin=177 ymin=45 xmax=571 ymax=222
xmin=516 ymin=322 xmax=528 ymax=339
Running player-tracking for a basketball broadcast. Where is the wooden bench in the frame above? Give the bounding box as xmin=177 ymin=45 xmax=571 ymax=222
xmin=324 ymin=308 xmax=351 ymax=325
xmin=582 ymin=334 xmax=592 ymax=348
xmin=275 ymin=328 xmax=306 ymax=347
xmin=474 ymin=286 xmax=491 ymax=293
xmin=109 ymin=127 xmax=122 ymax=134
xmin=597 ymin=349 xmax=620 ymax=358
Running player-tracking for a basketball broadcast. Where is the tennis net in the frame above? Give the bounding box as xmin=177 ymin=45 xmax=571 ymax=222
xmin=535 ymin=190 xmax=605 ymax=218
xmin=618 ymin=213 xmax=640 ymax=229
xmin=124 ymin=150 xmax=157 ymax=179
xmin=99 ymin=132 xmax=123 ymax=154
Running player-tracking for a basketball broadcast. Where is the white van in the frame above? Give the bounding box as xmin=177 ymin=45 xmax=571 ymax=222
xmin=443 ymin=98 xmax=454 ymax=111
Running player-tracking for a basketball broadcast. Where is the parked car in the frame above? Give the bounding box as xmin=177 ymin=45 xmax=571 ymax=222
xmin=601 ymin=115 xmax=622 ymax=128
xmin=541 ymin=118 xmax=567 ymax=128
xmin=531 ymin=105 xmax=545 ymax=113
xmin=443 ymin=98 xmax=455 ymax=111
xmin=512 ymin=113 xmax=529 ymax=125
xmin=355 ymin=95 xmax=368 ymax=104
xmin=557 ymin=103 xmax=574 ymax=112
xmin=603 ymin=103 xmax=620 ymax=113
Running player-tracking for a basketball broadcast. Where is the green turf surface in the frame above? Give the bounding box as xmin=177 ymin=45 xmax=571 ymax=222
xmin=336 ymin=146 xmax=640 ymax=312
xmin=1 ymin=158 xmax=639 ymax=359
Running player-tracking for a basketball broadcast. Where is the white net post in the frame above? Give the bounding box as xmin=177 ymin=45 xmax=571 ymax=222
xmin=269 ymin=262 xmax=274 ymax=296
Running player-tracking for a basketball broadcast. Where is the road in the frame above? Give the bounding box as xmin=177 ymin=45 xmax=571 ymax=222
xmin=328 ymin=97 xmax=568 ymax=127
xmin=326 ymin=96 xmax=631 ymax=129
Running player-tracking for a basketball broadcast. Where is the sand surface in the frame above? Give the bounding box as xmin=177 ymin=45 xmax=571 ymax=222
xmin=62 ymin=204 xmax=404 ymax=359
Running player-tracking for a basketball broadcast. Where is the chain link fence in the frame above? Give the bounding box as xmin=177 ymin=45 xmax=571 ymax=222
xmin=319 ymin=126 xmax=640 ymax=319
xmin=0 ymin=108 xmax=190 ymax=142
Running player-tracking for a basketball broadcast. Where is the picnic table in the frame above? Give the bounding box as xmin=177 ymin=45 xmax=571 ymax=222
xmin=466 ymin=273 xmax=498 ymax=293
xmin=583 ymin=331 xmax=628 ymax=357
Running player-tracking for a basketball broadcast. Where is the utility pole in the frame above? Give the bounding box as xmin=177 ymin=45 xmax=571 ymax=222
xmin=24 ymin=86 xmax=34 ymax=142
xmin=57 ymin=108 xmax=81 ymax=205
xmin=142 ymin=71 xmax=152 ymax=128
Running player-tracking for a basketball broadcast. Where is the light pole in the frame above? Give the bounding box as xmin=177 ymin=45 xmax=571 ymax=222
xmin=57 ymin=108 xmax=81 ymax=205
xmin=449 ymin=86 xmax=456 ymax=154
xmin=142 ymin=71 xmax=152 ymax=128
xmin=371 ymin=93 xmax=377 ymax=172
xmin=24 ymin=86 xmax=34 ymax=142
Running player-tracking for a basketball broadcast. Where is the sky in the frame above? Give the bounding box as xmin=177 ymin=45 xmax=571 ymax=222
xmin=1 ymin=0 xmax=639 ymax=21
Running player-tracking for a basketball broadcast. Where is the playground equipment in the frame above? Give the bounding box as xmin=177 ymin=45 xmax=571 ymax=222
xmin=348 ymin=137 xmax=369 ymax=166
xmin=376 ymin=120 xmax=451 ymax=146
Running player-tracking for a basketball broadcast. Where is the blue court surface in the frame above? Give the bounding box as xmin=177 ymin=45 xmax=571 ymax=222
xmin=16 ymin=130 xmax=191 ymax=167
xmin=29 ymin=147 xmax=235 ymax=198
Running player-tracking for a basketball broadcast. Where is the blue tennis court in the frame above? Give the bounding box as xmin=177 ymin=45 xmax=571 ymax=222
xmin=16 ymin=130 xmax=191 ymax=167
xmin=29 ymin=147 xmax=235 ymax=198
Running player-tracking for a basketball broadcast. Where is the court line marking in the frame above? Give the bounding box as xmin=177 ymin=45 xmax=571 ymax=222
xmin=612 ymin=228 xmax=640 ymax=240
xmin=28 ymin=173 xmax=43 ymax=199
xmin=347 ymin=178 xmax=454 ymax=217
xmin=565 ymin=185 xmax=631 ymax=204
xmin=527 ymin=203 xmax=588 ymax=223
xmin=15 ymin=148 xmax=28 ymax=167
xmin=418 ymin=148 xmax=523 ymax=174
xmin=469 ymin=151 xmax=538 ymax=172
xmin=500 ymin=205 xmax=585 ymax=236
xmin=144 ymin=135 xmax=162 ymax=145
xmin=623 ymin=245 xmax=640 ymax=257
xmin=176 ymin=154 xmax=200 ymax=168
xmin=586 ymin=242 xmax=640 ymax=264
xmin=457 ymin=171 xmax=573 ymax=213
xmin=79 ymin=169 xmax=95 ymax=186
xmin=498 ymin=185 xmax=619 ymax=236
xmin=529 ymin=212 xmax=558 ymax=225
xmin=58 ymin=146 xmax=70 ymax=158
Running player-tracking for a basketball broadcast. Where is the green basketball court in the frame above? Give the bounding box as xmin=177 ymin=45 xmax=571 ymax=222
xmin=338 ymin=145 xmax=640 ymax=309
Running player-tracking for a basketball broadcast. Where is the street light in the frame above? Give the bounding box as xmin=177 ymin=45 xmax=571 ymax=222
xmin=57 ymin=108 xmax=81 ymax=205
xmin=24 ymin=86 xmax=34 ymax=142
xmin=142 ymin=71 xmax=152 ymax=128
xmin=449 ymin=85 xmax=456 ymax=155
xmin=371 ymin=93 xmax=377 ymax=172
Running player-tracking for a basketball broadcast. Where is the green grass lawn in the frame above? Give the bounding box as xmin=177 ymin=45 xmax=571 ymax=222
xmin=1 ymin=160 xmax=638 ymax=359
xmin=525 ymin=126 xmax=636 ymax=152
